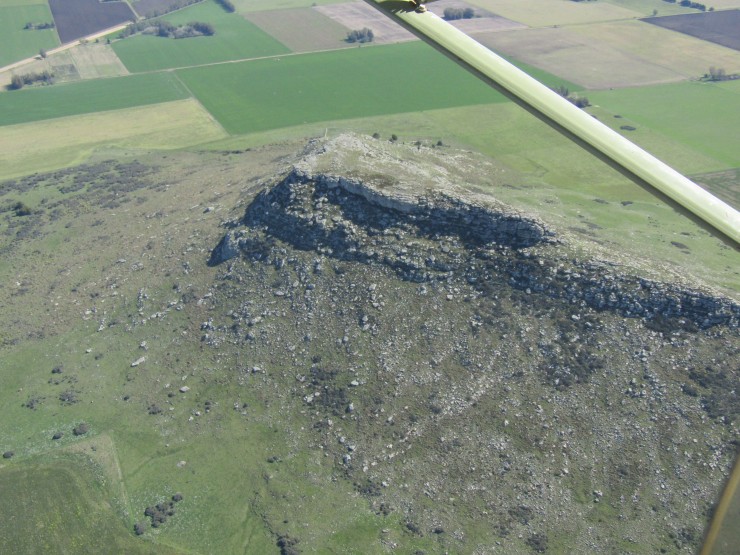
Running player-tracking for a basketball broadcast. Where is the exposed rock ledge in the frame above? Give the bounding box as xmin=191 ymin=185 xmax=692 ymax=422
xmin=211 ymin=135 xmax=738 ymax=329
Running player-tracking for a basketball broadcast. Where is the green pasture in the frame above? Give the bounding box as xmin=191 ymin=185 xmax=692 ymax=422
xmin=176 ymin=41 xmax=506 ymax=134
xmin=0 ymin=4 xmax=59 ymax=67
xmin=0 ymin=461 xmax=181 ymax=554
xmin=112 ymin=0 xmax=290 ymax=72
xmin=588 ymin=80 xmax=740 ymax=170
xmin=0 ymin=72 xmax=189 ymax=126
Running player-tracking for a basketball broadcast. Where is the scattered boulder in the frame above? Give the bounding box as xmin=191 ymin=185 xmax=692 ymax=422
xmin=2 ymin=451 xmax=14 ymax=459
xmin=72 ymin=423 xmax=89 ymax=436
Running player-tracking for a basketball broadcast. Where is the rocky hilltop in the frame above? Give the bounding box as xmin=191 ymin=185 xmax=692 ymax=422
xmin=204 ymin=135 xmax=738 ymax=553
xmin=213 ymin=135 xmax=738 ymax=330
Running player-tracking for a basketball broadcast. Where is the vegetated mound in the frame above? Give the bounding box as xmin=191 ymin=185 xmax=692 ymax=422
xmin=204 ymin=135 xmax=739 ymax=553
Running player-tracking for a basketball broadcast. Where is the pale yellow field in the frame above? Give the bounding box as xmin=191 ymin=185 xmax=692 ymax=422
xmin=0 ymin=42 xmax=127 ymax=88
xmin=68 ymin=43 xmax=129 ymax=79
xmin=0 ymin=99 xmax=228 ymax=180
xmin=572 ymin=20 xmax=740 ymax=77
xmin=706 ymin=0 xmax=740 ymax=8
xmin=477 ymin=27 xmax=685 ymax=89
xmin=467 ymin=0 xmax=640 ymax=27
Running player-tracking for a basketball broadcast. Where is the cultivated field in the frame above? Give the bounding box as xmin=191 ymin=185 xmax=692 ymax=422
xmin=477 ymin=18 xmax=740 ymax=89
xmin=314 ymin=1 xmax=416 ymax=44
xmin=476 ymin=27 xmax=682 ymax=89
xmin=0 ymin=72 xmax=189 ymax=126
xmin=111 ymin=0 xmax=290 ymax=72
xmin=0 ymin=99 xmax=227 ymax=180
xmin=467 ymin=0 xmax=641 ymax=26
xmin=245 ymin=7 xmax=353 ymax=52
xmin=644 ymin=9 xmax=740 ymax=51
xmin=423 ymin=0 xmax=527 ymax=34
xmin=604 ymin=0 xmax=697 ymax=16
xmin=175 ymin=41 xmax=504 ymax=134
xmin=68 ymin=42 xmax=129 ymax=79
xmin=0 ymin=4 xmax=59 ymax=68
xmin=230 ymin=0 xmax=346 ymax=13
xmin=573 ymin=20 xmax=740 ymax=78
xmin=49 ymin=0 xmax=136 ymax=44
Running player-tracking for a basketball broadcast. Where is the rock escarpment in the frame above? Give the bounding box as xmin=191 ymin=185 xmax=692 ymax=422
xmin=211 ymin=137 xmax=738 ymax=329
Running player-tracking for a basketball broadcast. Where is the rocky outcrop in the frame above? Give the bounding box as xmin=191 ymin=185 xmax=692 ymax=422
xmin=210 ymin=140 xmax=738 ymax=330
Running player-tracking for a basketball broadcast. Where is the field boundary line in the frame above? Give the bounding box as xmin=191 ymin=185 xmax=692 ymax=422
xmin=170 ymin=71 xmax=230 ymax=136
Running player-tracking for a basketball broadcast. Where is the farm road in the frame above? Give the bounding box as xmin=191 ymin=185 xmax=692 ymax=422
xmin=0 ymin=22 xmax=130 ymax=75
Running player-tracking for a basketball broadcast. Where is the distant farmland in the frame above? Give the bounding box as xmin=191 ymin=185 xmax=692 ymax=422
xmin=643 ymin=9 xmax=740 ymax=51
xmin=0 ymin=4 xmax=59 ymax=67
xmin=176 ymin=41 xmax=505 ymax=134
xmin=0 ymin=73 xmax=190 ymax=126
xmin=112 ymin=1 xmax=289 ymax=72
xmin=132 ymin=0 xmax=203 ymax=18
xmin=49 ymin=0 xmax=135 ymax=43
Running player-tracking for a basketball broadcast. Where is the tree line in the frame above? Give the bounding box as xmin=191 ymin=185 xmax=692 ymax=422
xmin=553 ymin=85 xmax=590 ymax=108
xmin=346 ymin=28 xmax=374 ymax=43
xmin=23 ymin=21 xmax=55 ymax=30
xmin=661 ymin=0 xmax=713 ymax=11
xmin=443 ymin=7 xmax=475 ymax=20
xmin=9 ymin=71 xmax=53 ymax=90
xmin=214 ymin=0 xmax=235 ymax=12
xmin=703 ymin=67 xmax=739 ymax=81
xmin=119 ymin=19 xmax=215 ymax=39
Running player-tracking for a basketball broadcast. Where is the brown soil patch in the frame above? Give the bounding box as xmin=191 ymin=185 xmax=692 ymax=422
xmin=314 ymin=1 xmax=416 ymax=45
xmin=475 ymin=26 xmax=684 ymax=89
xmin=643 ymin=9 xmax=740 ymax=51
xmin=245 ymin=8 xmax=353 ymax=52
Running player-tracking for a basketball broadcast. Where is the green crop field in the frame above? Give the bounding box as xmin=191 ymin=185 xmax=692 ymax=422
xmin=111 ymin=0 xmax=290 ymax=73
xmin=588 ymin=80 xmax=740 ymax=170
xmin=176 ymin=41 xmax=509 ymax=134
xmin=0 ymin=72 xmax=190 ymax=126
xmin=0 ymin=4 xmax=59 ymax=67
